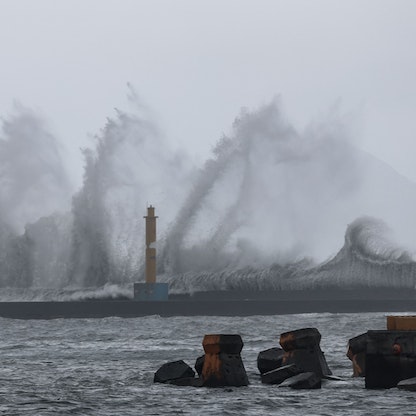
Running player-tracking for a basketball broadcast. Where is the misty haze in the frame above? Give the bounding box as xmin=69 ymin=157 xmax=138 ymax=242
xmin=0 ymin=97 xmax=415 ymax=299
xmin=1 ymin=1 xmax=416 ymax=414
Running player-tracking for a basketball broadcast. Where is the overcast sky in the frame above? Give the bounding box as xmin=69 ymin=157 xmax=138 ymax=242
xmin=1 ymin=0 xmax=415 ymax=185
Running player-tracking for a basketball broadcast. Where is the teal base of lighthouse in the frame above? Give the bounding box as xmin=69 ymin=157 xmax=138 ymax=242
xmin=133 ymin=283 xmax=169 ymax=301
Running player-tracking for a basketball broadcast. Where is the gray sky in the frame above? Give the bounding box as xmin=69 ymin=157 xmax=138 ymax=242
xmin=1 ymin=0 xmax=415 ymax=185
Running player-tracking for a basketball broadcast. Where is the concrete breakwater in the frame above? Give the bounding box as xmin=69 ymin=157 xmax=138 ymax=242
xmin=154 ymin=328 xmax=332 ymax=389
xmin=155 ymin=318 xmax=416 ymax=391
xmin=2 ymin=295 xmax=416 ymax=319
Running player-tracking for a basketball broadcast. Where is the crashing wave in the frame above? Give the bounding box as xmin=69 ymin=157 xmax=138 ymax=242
xmin=1 ymin=98 xmax=416 ymax=300
xmin=166 ymin=217 xmax=416 ymax=293
xmin=0 ymin=283 xmax=133 ymax=302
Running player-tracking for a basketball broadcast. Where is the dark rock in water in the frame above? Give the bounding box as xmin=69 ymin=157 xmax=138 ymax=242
xmin=279 ymin=372 xmax=321 ymax=389
xmin=257 ymin=347 xmax=284 ymax=374
xmin=397 ymin=377 xmax=416 ymax=391
xmin=201 ymin=334 xmax=249 ymax=387
xmin=366 ymin=330 xmax=416 ymax=389
xmin=154 ymin=360 xmax=196 ymax=383
xmin=195 ymin=355 xmax=205 ymax=376
xmin=261 ymin=364 xmax=301 ymax=385
xmin=347 ymin=332 xmax=367 ymax=377
xmin=168 ymin=377 xmax=203 ymax=387
xmin=280 ymin=328 xmax=321 ymax=351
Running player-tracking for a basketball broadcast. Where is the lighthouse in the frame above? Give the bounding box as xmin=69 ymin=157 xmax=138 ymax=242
xmin=144 ymin=205 xmax=157 ymax=284
xmin=133 ymin=205 xmax=169 ymax=301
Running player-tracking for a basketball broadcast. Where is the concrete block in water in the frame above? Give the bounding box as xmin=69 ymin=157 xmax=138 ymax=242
xmin=279 ymin=372 xmax=322 ymax=389
xmin=154 ymin=360 xmax=195 ymax=383
xmin=397 ymin=376 xmax=416 ymax=391
xmin=322 ymin=374 xmax=343 ymax=381
xmin=257 ymin=347 xmax=284 ymax=374
xmin=201 ymin=334 xmax=249 ymax=387
xmin=282 ymin=348 xmax=331 ymax=377
xmin=261 ymin=364 xmax=301 ymax=385
xmin=280 ymin=328 xmax=332 ymax=377
xmin=346 ymin=333 xmax=367 ymax=377
xmin=280 ymin=328 xmax=321 ymax=350
xmin=195 ymin=355 xmax=205 ymax=376
xmin=365 ymin=330 xmax=416 ymax=389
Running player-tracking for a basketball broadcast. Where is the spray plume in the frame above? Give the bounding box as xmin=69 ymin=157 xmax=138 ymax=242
xmin=1 ymin=98 xmax=416 ymax=297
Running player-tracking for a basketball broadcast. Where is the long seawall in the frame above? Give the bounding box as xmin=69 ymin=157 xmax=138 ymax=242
xmin=1 ymin=298 xmax=416 ymax=319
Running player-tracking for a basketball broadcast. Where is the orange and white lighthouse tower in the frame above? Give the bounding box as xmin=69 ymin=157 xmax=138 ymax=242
xmin=133 ymin=205 xmax=169 ymax=301
xmin=144 ymin=205 xmax=157 ymax=284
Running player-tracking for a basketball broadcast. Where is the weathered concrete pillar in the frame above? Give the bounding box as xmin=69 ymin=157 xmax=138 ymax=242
xmin=201 ymin=334 xmax=249 ymax=387
xmin=366 ymin=330 xmax=416 ymax=389
xmin=280 ymin=328 xmax=332 ymax=378
xmin=346 ymin=333 xmax=367 ymax=377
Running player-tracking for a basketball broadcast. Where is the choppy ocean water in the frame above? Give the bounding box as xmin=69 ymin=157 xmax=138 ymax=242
xmin=1 ymin=312 xmax=415 ymax=415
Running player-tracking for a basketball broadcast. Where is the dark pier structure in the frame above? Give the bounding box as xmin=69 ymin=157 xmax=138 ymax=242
xmin=0 ymin=289 xmax=416 ymax=319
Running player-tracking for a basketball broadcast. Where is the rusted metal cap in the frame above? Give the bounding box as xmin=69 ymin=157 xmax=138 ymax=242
xmin=202 ymin=334 xmax=244 ymax=354
xmin=387 ymin=316 xmax=416 ymax=331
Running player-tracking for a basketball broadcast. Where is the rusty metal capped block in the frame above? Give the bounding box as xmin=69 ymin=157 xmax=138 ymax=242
xmin=202 ymin=334 xmax=244 ymax=354
xmin=280 ymin=328 xmax=321 ymax=351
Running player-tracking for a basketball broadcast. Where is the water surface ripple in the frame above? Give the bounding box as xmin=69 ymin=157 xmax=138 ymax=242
xmin=0 ymin=312 xmax=414 ymax=415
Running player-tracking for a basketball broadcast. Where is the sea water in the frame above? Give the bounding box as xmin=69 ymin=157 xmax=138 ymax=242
xmin=0 ymin=312 xmax=415 ymax=415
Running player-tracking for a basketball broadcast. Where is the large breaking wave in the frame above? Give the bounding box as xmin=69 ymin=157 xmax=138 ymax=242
xmin=166 ymin=217 xmax=416 ymax=294
xmin=0 ymin=97 xmax=415 ymax=299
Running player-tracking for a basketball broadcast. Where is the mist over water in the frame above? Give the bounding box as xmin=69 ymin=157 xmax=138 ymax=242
xmin=0 ymin=98 xmax=415 ymax=298
xmin=0 ymin=106 xmax=72 ymax=232
xmin=163 ymin=102 xmax=363 ymax=273
xmin=69 ymin=101 xmax=193 ymax=287
xmin=0 ymin=106 xmax=73 ymax=288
